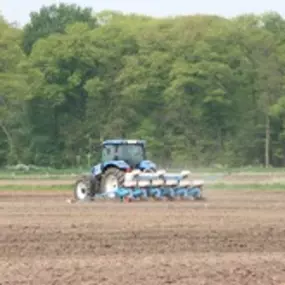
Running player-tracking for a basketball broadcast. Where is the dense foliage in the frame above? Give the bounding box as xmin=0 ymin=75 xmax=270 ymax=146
xmin=1 ymin=5 xmax=285 ymax=168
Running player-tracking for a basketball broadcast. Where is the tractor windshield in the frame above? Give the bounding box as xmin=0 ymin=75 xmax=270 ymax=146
xmin=102 ymin=143 xmax=145 ymax=167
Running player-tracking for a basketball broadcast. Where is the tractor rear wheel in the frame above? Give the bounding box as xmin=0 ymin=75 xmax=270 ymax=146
xmin=74 ymin=175 xmax=98 ymax=201
xmin=100 ymin=167 xmax=125 ymax=198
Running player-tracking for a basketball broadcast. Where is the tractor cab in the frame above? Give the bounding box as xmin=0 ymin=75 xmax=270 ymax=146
xmin=102 ymin=139 xmax=146 ymax=168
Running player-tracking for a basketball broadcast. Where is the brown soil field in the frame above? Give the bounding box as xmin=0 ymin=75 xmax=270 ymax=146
xmin=1 ymin=189 xmax=285 ymax=285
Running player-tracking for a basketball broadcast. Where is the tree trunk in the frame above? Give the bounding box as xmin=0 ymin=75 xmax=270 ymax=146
xmin=265 ymin=114 xmax=270 ymax=168
xmin=0 ymin=121 xmax=17 ymax=162
xmin=217 ymin=127 xmax=223 ymax=151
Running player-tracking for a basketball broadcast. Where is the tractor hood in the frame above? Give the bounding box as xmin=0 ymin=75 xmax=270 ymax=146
xmin=138 ymin=160 xmax=157 ymax=171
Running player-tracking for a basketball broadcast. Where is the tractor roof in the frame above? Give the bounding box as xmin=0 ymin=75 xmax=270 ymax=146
xmin=102 ymin=139 xmax=146 ymax=146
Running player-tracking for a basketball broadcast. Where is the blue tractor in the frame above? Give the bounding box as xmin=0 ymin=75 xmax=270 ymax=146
xmin=74 ymin=139 xmax=205 ymax=201
xmin=74 ymin=139 xmax=156 ymax=201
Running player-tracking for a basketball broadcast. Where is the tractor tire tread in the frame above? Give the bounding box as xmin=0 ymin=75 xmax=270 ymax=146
xmin=100 ymin=167 xmax=125 ymax=194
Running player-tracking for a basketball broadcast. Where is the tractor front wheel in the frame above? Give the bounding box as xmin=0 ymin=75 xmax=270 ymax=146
xmin=74 ymin=175 xmax=98 ymax=201
xmin=100 ymin=167 xmax=125 ymax=198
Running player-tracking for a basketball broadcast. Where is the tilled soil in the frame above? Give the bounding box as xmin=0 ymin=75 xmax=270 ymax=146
xmin=1 ymin=189 xmax=285 ymax=284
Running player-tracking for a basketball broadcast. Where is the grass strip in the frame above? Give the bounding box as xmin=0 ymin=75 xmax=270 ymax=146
xmin=0 ymin=173 xmax=82 ymax=180
xmin=1 ymin=171 xmax=285 ymax=180
xmin=1 ymin=166 xmax=285 ymax=178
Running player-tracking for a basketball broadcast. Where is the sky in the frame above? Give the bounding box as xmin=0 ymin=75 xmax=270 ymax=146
xmin=1 ymin=0 xmax=285 ymax=26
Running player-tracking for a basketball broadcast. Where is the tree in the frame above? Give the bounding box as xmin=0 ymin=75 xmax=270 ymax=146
xmin=0 ymin=19 xmax=33 ymax=164
xmin=22 ymin=3 xmax=97 ymax=55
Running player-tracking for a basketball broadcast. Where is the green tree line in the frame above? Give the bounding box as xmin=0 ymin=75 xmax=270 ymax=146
xmin=1 ymin=4 xmax=285 ymax=168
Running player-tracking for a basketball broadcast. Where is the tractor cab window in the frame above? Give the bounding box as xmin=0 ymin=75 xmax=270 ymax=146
xmin=117 ymin=144 xmax=145 ymax=167
xmin=102 ymin=143 xmax=145 ymax=166
xmin=102 ymin=145 xmax=116 ymax=162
